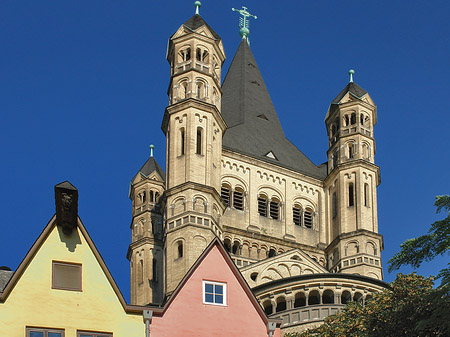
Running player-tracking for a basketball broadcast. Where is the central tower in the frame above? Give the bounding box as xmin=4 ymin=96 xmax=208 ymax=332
xmin=161 ymin=6 xmax=227 ymax=295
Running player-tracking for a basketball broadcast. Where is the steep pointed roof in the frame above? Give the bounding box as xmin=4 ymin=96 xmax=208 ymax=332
xmin=332 ymin=82 xmax=368 ymax=104
xmin=181 ymin=14 xmax=221 ymax=40
xmin=131 ymin=156 xmax=165 ymax=183
xmin=221 ymin=40 xmax=326 ymax=180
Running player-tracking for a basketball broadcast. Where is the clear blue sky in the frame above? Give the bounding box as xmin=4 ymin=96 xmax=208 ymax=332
xmin=1 ymin=1 xmax=449 ymax=301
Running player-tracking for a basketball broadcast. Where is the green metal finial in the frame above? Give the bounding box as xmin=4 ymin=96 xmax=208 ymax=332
xmin=232 ymin=6 xmax=257 ymax=44
xmin=194 ymin=1 xmax=201 ymax=15
xmin=149 ymin=144 xmax=155 ymax=157
xmin=348 ymin=69 xmax=355 ymax=83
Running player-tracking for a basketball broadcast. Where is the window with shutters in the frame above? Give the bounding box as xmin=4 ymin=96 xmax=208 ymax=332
xmin=233 ymin=188 xmax=244 ymax=210
xmin=52 ymin=261 xmax=81 ymax=291
xmin=293 ymin=206 xmax=302 ymax=226
xmin=258 ymin=195 xmax=268 ymax=217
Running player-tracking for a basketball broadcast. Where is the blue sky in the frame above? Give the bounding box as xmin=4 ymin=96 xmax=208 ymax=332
xmin=1 ymin=1 xmax=449 ymax=301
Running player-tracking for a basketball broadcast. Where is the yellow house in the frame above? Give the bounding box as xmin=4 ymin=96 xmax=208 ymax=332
xmin=0 ymin=182 xmax=147 ymax=337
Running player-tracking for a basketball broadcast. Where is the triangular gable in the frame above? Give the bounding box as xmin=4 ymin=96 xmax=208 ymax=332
xmin=149 ymin=238 xmax=280 ymax=335
xmin=241 ymin=249 xmax=328 ymax=287
xmin=0 ymin=215 xmax=145 ymax=314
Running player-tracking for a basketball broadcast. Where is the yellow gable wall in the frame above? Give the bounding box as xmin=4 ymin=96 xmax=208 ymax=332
xmin=0 ymin=223 xmax=143 ymax=337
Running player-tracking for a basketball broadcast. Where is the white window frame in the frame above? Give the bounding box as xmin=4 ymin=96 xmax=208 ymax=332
xmin=202 ymin=280 xmax=227 ymax=306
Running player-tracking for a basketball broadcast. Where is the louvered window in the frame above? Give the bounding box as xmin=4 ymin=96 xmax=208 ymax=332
xmin=233 ymin=190 xmax=244 ymax=210
xmin=258 ymin=196 xmax=268 ymax=217
xmin=270 ymin=200 xmax=280 ymax=220
xmin=221 ymin=186 xmax=231 ymax=207
xmin=304 ymin=210 xmax=313 ymax=228
xmin=293 ymin=206 xmax=302 ymax=226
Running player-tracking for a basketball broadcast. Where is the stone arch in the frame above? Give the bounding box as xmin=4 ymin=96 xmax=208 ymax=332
xmin=193 ymin=194 xmax=207 ymax=213
xmin=262 ymin=299 xmax=273 ymax=315
xmin=341 ymin=290 xmax=351 ymax=304
xmin=366 ymin=241 xmax=377 ymax=255
xmin=294 ymin=292 xmax=306 ymax=307
xmin=322 ymin=289 xmax=335 ymax=304
xmin=308 ymin=290 xmax=320 ymax=305
xmin=193 ymin=235 xmax=207 ymax=254
xmin=345 ymin=241 xmax=360 ymax=256
xmin=275 ymin=295 xmax=287 ymax=312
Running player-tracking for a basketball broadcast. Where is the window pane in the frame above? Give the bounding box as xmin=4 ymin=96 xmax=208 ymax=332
xmin=215 ymin=294 xmax=223 ymax=304
xmin=205 ymin=293 xmax=214 ymax=303
xmin=205 ymin=283 xmax=213 ymax=293
xmin=214 ymin=285 xmax=223 ymax=295
xmin=30 ymin=333 xmax=44 ymax=337
xmin=80 ymin=335 xmax=93 ymax=337
xmin=48 ymin=333 xmax=62 ymax=337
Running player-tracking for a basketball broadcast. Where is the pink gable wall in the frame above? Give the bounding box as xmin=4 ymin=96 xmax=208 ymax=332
xmin=150 ymin=245 xmax=280 ymax=337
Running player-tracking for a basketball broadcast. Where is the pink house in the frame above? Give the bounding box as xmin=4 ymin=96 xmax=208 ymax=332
xmin=147 ymin=238 xmax=281 ymax=337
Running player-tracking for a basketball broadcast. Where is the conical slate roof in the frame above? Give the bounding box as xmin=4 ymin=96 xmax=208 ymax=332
xmin=132 ymin=157 xmax=165 ymax=183
xmin=221 ymin=40 xmax=326 ymax=180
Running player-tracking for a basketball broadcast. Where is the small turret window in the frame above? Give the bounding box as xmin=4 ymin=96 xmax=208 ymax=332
xmin=180 ymin=128 xmax=185 ymax=156
xmin=332 ymin=193 xmax=337 ymax=219
xmin=364 ymin=183 xmax=370 ymax=206
xmin=348 ymin=143 xmax=355 ymax=159
xmin=344 ymin=115 xmax=350 ymax=126
xmin=196 ymin=127 xmax=202 ymax=154
xmin=350 ymin=113 xmax=356 ymax=125
xmin=360 ymin=113 xmax=365 ymax=125
xmin=152 ymin=258 xmax=157 ymax=282
xmin=349 ymin=183 xmax=354 ymax=207
xmin=177 ymin=241 xmax=183 ymax=258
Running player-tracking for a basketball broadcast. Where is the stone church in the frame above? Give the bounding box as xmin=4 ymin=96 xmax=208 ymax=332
xmin=127 ymin=4 xmax=387 ymax=332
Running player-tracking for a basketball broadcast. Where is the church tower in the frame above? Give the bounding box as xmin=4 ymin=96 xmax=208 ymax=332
xmin=324 ymin=71 xmax=383 ymax=279
xmin=127 ymin=145 xmax=165 ymax=305
xmin=161 ymin=3 xmax=227 ymax=295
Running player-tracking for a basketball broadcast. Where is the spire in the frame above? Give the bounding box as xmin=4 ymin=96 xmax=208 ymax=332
xmin=221 ymin=40 xmax=326 ymax=180
xmin=349 ymin=69 xmax=355 ymax=83
xmin=194 ymin=1 xmax=201 ymax=15
xmin=232 ymin=6 xmax=257 ymax=44
xmin=149 ymin=144 xmax=155 ymax=157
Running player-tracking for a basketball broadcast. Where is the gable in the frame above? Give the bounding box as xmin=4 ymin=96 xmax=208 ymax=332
xmin=150 ymin=242 xmax=280 ymax=336
xmin=0 ymin=218 xmax=143 ymax=336
xmin=241 ymin=249 xmax=328 ymax=287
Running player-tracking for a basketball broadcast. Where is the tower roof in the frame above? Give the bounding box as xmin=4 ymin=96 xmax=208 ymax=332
xmin=331 ymin=82 xmax=368 ymax=104
xmin=221 ymin=40 xmax=326 ymax=180
xmin=131 ymin=156 xmax=165 ymax=183
xmin=175 ymin=14 xmax=221 ymax=41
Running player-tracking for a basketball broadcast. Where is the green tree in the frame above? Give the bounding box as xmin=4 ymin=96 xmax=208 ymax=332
xmin=284 ymin=273 xmax=444 ymax=337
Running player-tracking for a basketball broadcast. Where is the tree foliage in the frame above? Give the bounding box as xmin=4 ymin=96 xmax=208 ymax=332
xmin=284 ymin=273 xmax=448 ymax=337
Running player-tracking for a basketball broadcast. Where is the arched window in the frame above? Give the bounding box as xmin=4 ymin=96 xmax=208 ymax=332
xmin=322 ymin=290 xmax=335 ymax=304
xmin=196 ymin=81 xmax=204 ymax=99
xmin=308 ymin=290 xmax=320 ymax=305
xmin=155 ymin=192 xmax=159 ymax=203
xmin=350 ymin=112 xmax=356 ymax=125
xmin=360 ymin=113 xmax=365 ymax=125
xmin=343 ymin=115 xmax=350 ymax=126
xmin=304 ymin=209 xmax=313 ymax=228
xmin=223 ymin=238 xmax=231 ymax=253
xmin=250 ymin=272 xmax=258 ymax=281
xmin=276 ymin=297 xmax=286 ymax=312
xmin=269 ymin=198 xmax=280 ymax=220
xmin=263 ymin=300 xmax=273 ymax=315
xmin=348 ymin=143 xmax=354 ymax=159
xmin=180 ymin=128 xmax=185 ymax=156
xmin=221 ymin=185 xmax=231 ymax=207
xmin=177 ymin=241 xmax=183 ymax=259
xmin=196 ymin=127 xmax=202 ymax=154
xmin=353 ymin=292 xmax=363 ymax=304
xmin=341 ymin=290 xmax=351 ymax=304
xmin=332 ymin=193 xmax=337 ymax=219
xmin=268 ymin=248 xmax=276 ymax=258
xmin=364 ymin=183 xmax=370 ymax=206
xmin=178 ymin=47 xmax=191 ymax=63
xmin=294 ymin=292 xmax=306 ymax=307
xmin=149 ymin=190 xmax=154 ymax=202
xmin=293 ymin=205 xmax=302 ymax=226
xmin=137 ymin=260 xmax=143 ymax=284
xmin=232 ymin=241 xmax=240 ymax=255
xmin=258 ymin=195 xmax=268 ymax=217
xmin=233 ymin=188 xmax=244 ymax=210
xmin=349 ymin=183 xmax=354 ymax=207
xmin=362 ymin=143 xmax=369 ymax=159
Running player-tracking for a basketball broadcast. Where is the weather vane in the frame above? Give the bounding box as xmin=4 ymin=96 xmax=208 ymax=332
xmin=232 ymin=6 xmax=257 ymax=44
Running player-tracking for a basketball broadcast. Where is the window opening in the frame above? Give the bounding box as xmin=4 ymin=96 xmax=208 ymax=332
xmin=52 ymin=261 xmax=82 ymax=291
xmin=308 ymin=290 xmax=320 ymax=305
xmin=293 ymin=206 xmax=302 ymax=226
xmin=152 ymin=258 xmax=157 ymax=282
xmin=349 ymin=183 xmax=354 ymax=207
xmin=137 ymin=260 xmax=143 ymax=284
xmin=294 ymin=293 xmax=306 ymax=307
xmin=258 ymin=196 xmax=268 ymax=217
xmin=180 ymin=128 xmax=185 ymax=155
xmin=344 ymin=115 xmax=349 ymax=126
xmin=232 ymin=242 xmax=240 ymax=255
xmin=360 ymin=114 xmax=365 ymax=125
xmin=332 ymin=150 xmax=338 ymax=169
xmin=27 ymin=328 xmax=64 ymax=337
xmin=203 ymin=281 xmax=226 ymax=305
xmin=233 ymin=189 xmax=244 ymax=210
xmin=322 ymin=290 xmax=335 ymax=304
xmin=250 ymin=272 xmax=258 ymax=281
xmin=304 ymin=210 xmax=313 ymax=228
xmin=332 ymin=193 xmax=337 ymax=219
xmin=268 ymin=249 xmax=276 ymax=258
xmin=263 ymin=301 xmax=273 ymax=315
xmin=149 ymin=190 xmax=154 ymax=202
xmin=177 ymin=241 xmax=183 ymax=258
xmin=350 ymin=113 xmax=356 ymax=125
xmin=276 ymin=297 xmax=286 ymax=312
xmin=269 ymin=199 xmax=280 ymax=220
xmin=364 ymin=183 xmax=369 ymax=206
xmin=196 ymin=128 xmax=202 ymax=154
xmin=341 ymin=291 xmax=351 ymax=304
xmin=221 ymin=185 xmax=231 ymax=207
xmin=348 ymin=143 xmax=354 ymax=159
